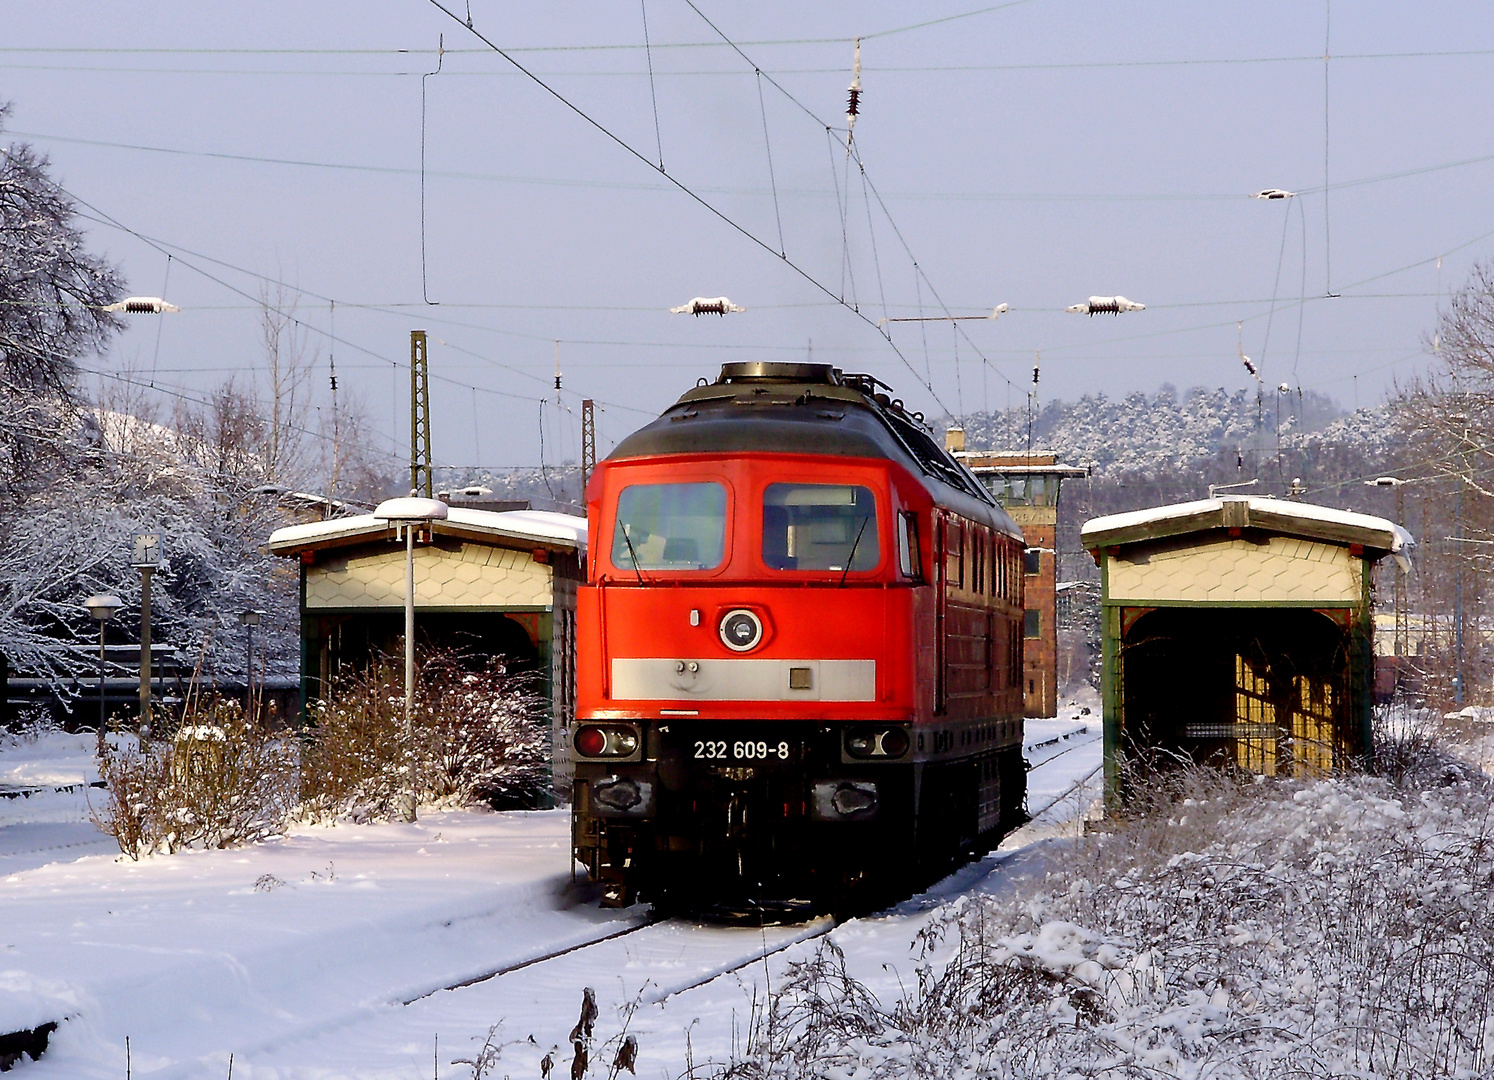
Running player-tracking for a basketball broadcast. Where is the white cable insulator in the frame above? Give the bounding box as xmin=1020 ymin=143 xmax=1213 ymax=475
xmin=669 ymin=296 xmax=746 ymax=316
xmin=103 ymin=296 xmax=180 ymax=314
xmin=1066 ymin=296 xmax=1145 ymax=316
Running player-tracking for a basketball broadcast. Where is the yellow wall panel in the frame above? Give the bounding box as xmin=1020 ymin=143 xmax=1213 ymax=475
xmin=1107 ymin=535 xmax=1359 ymax=604
xmin=306 ymin=543 xmax=554 ymax=610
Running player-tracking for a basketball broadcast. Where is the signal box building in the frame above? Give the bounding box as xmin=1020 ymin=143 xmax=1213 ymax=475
xmin=267 ymin=508 xmax=587 ymax=791
xmin=951 ymin=437 xmax=1087 ymax=718
xmin=1081 ymin=497 xmax=1411 ymax=795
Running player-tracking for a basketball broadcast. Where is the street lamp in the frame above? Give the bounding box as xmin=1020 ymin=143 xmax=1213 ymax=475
xmin=131 ymin=532 xmax=163 ymax=748
xmin=239 ymin=610 xmax=263 ymax=717
xmin=372 ymin=493 xmax=449 ymax=822
xmin=1366 ymin=477 xmax=1410 ymax=661
xmin=83 ymin=594 xmax=123 ymax=757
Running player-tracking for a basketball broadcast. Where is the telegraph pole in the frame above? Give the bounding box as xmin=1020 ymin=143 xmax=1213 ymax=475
xmin=410 ymin=330 xmax=433 ymax=498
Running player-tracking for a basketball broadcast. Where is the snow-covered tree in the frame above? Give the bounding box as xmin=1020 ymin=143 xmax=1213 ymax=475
xmin=0 ymin=102 xmax=126 ymax=504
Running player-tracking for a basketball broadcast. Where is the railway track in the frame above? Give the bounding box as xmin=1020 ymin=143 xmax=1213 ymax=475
xmin=401 ymin=724 xmax=1101 ymax=1014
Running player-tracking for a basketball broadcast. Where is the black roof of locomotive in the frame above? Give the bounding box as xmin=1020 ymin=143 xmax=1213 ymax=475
xmin=607 ymin=362 xmax=1023 ymax=539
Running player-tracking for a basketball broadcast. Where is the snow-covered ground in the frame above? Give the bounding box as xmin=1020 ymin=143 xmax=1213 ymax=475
xmin=0 ymin=713 xmax=1103 ymax=1078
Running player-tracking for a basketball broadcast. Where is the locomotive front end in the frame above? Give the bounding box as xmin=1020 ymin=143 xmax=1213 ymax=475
xmin=571 ymin=362 xmax=1028 ymax=914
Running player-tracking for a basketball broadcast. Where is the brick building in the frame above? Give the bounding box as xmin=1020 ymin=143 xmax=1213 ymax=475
xmin=948 ymin=435 xmax=1086 ymax=717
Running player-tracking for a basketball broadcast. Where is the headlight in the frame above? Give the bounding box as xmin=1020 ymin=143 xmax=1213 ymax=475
xmin=844 ymin=726 xmax=911 ymax=759
xmin=573 ymin=724 xmax=640 ymax=758
xmin=719 ymin=608 xmax=763 ymax=652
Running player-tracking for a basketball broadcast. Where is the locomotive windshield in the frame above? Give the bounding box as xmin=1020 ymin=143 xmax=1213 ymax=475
xmin=611 ymin=482 xmax=727 ymax=571
xmin=762 ymin=483 xmax=879 ymax=572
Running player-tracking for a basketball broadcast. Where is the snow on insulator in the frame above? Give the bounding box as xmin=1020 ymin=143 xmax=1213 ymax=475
xmin=669 ymin=296 xmax=746 ymax=316
xmin=846 ymin=38 xmax=863 ymax=132
xmin=989 ymin=303 xmax=1009 ymax=319
xmin=1278 ymin=382 xmax=1292 ymax=393
xmin=102 ymin=296 xmax=179 ymax=314
xmin=1251 ymin=188 xmax=1297 ymax=200
xmin=1065 ymin=296 xmax=1145 ymax=316
xmin=1241 ymin=354 xmax=1259 ymax=378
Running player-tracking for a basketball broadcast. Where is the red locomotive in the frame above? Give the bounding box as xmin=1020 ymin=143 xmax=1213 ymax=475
xmin=571 ymin=362 xmax=1028 ymax=913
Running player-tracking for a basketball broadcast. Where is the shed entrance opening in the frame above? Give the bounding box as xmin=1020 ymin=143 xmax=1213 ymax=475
xmin=1120 ymin=607 xmax=1355 ymax=777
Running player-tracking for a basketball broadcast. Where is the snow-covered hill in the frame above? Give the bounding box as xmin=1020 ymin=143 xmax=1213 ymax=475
xmin=956 ymin=385 xmax=1396 ymax=478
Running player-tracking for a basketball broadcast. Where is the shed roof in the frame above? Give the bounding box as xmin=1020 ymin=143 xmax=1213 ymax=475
xmin=1081 ymin=496 xmax=1412 ymax=567
xmin=267 ymin=507 xmax=587 ymax=556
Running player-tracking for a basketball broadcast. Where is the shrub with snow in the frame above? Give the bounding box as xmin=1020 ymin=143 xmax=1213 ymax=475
xmin=299 ymin=651 xmax=549 ymax=821
xmin=721 ymin=763 xmax=1494 ymax=1079
xmin=94 ymin=698 xmax=298 ymax=857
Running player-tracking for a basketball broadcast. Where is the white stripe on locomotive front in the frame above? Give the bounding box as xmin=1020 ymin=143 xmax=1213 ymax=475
xmin=610 ymin=658 xmax=876 ymax=702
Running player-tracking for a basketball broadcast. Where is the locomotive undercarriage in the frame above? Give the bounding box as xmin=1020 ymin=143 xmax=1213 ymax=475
xmin=572 ymin=721 xmax=1027 ymax=917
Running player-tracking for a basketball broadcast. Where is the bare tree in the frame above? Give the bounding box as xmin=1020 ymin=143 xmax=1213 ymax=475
xmin=257 ymin=282 xmax=316 ymax=487
xmin=1392 ymin=260 xmax=1494 ymax=705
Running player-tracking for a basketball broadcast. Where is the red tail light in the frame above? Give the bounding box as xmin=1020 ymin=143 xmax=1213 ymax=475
xmin=575 ymin=726 xmax=608 ymax=757
xmin=573 ymin=724 xmax=641 ymax=758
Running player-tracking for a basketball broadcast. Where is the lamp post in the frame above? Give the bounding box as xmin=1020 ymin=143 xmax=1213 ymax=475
xmin=372 ymin=493 xmax=449 ymax=822
xmin=130 ymin=532 xmax=162 ymax=748
xmin=239 ymin=610 xmax=263 ymax=717
xmin=83 ymin=594 xmax=123 ymax=757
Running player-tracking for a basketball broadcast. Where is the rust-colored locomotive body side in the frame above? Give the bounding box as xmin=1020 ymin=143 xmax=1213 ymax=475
xmin=571 ymin=363 xmax=1027 ymax=913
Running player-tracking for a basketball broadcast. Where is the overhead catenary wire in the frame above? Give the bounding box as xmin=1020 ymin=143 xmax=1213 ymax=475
xmin=421 ymin=34 xmax=445 ymax=305
xmin=639 ymin=0 xmax=664 ymax=171
xmin=22 ymin=128 xmax=1494 ymax=204
xmin=424 ymin=0 xmax=955 ymax=413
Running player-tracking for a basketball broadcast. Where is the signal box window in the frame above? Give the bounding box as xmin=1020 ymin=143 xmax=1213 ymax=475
xmin=1024 ymin=548 xmax=1041 ymax=576
xmin=1025 ymin=609 xmax=1041 ymax=638
xmin=762 ymin=483 xmax=879 ymax=571
xmin=612 ymin=482 xmax=727 ymax=571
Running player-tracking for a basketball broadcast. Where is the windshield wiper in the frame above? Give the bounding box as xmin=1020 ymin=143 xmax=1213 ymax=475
xmin=617 ymin=524 xmax=648 ymax=584
xmin=838 ymin=514 xmax=872 ymax=588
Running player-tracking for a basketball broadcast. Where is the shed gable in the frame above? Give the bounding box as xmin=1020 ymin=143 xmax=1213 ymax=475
xmin=306 ymin=543 xmax=554 ymax=610
xmin=1106 ymin=534 xmax=1361 ymax=605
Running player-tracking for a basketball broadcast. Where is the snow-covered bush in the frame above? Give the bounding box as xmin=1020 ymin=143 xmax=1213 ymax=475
xmin=93 ymin=699 xmax=298 ymax=857
xmin=721 ymin=764 xmax=1494 ymax=1079
xmin=299 ymin=651 xmax=549 ymax=821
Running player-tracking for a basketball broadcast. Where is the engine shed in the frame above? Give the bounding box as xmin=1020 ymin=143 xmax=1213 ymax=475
xmin=1081 ymin=497 xmax=1411 ymax=795
xmin=267 ymin=508 xmax=587 ymax=792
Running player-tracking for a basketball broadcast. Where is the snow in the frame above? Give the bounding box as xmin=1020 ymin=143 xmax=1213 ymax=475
xmin=267 ymin=506 xmax=587 ymax=554
xmin=0 ymin=716 xmax=1103 ymax=1077
xmin=1083 ymin=494 xmax=1411 ymax=553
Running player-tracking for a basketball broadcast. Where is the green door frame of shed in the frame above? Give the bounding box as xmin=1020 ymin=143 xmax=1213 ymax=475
xmin=1083 ymin=497 xmax=1410 ymax=801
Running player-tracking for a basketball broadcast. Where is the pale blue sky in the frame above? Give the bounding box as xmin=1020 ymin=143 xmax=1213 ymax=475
xmin=5 ymin=1 xmax=1492 ymax=473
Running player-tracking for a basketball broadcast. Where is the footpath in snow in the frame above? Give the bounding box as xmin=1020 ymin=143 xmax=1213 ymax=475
xmin=0 ymin=712 xmax=1102 ymax=1078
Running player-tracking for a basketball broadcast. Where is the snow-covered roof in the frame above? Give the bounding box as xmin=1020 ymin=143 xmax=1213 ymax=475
xmin=1081 ymin=496 xmax=1413 ymax=568
xmin=267 ymin=506 xmax=587 ymax=555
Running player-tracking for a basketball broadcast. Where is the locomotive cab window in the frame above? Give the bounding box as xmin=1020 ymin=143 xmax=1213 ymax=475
xmin=611 ymin=481 xmax=727 ymax=571
xmin=762 ymin=483 xmax=879 ymax=571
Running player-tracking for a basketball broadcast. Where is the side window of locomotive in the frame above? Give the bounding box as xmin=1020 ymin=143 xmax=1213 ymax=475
xmin=946 ymin=520 xmax=964 ymax=588
xmin=611 ymin=482 xmax=727 ymax=571
xmin=762 ymin=484 xmax=880 ymax=571
xmin=896 ymin=512 xmax=922 ymax=580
